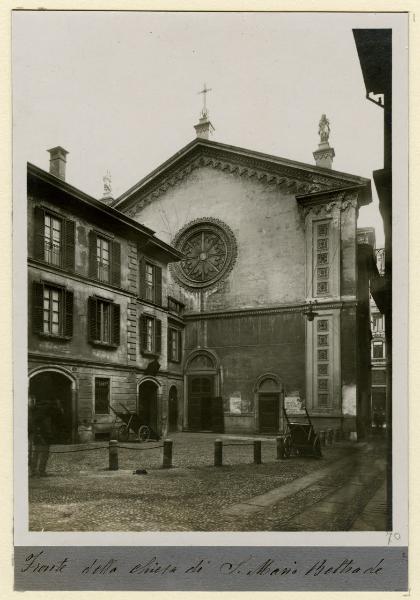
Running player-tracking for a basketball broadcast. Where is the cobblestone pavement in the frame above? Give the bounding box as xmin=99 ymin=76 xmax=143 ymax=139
xmin=28 ymin=433 xmax=387 ymax=532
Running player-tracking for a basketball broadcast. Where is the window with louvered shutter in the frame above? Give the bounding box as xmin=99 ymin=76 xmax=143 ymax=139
xmin=63 ymin=219 xmax=75 ymax=271
xmin=33 ymin=281 xmax=73 ymax=339
xmin=140 ymin=315 xmax=148 ymax=351
xmin=140 ymin=259 xmax=163 ymax=305
xmin=155 ymin=319 xmax=162 ymax=354
xmin=88 ymin=296 xmax=120 ymax=347
xmin=64 ymin=290 xmax=74 ymax=337
xmin=88 ymin=231 xmax=98 ymax=278
xmin=140 ymin=314 xmax=162 ymax=355
xmin=154 ymin=266 xmax=162 ymax=305
xmin=139 ymin=257 xmax=146 ymax=299
xmin=112 ymin=303 xmax=120 ymax=345
xmin=88 ymin=297 xmax=98 ymax=341
xmin=33 ymin=207 xmax=45 ymax=260
xmin=168 ymin=326 xmax=182 ymax=362
xmin=32 ymin=282 xmax=44 ymax=334
xmin=111 ymin=240 xmax=121 ymax=287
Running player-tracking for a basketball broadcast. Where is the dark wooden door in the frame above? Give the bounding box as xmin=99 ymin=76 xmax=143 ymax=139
xmin=138 ymin=382 xmax=158 ymax=434
xmin=188 ymin=376 xmax=214 ymax=431
xmin=259 ymin=393 xmax=279 ymax=433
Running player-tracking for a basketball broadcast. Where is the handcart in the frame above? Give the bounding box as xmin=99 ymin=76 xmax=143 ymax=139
xmin=282 ymin=404 xmax=322 ymax=458
xmin=110 ymin=403 xmax=153 ymax=442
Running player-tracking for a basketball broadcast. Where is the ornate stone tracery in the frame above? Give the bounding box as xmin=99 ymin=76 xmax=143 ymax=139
xmin=170 ymin=217 xmax=237 ymax=291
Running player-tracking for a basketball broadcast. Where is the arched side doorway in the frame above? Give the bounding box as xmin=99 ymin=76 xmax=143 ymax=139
xmin=184 ymin=351 xmax=223 ymax=432
xmin=29 ymin=368 xmax=76 ymax=444
xmin=255 ymin=374 xmax=283 ymax=434
xmin=138 ymin=379 xmax=160 ymax=438
xmin=168 ymin=386 xmax=178 ymax=432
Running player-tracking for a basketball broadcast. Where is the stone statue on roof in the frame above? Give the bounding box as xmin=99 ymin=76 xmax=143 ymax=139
xmin=319 ymin=114 xmax=331 ymax=144
xmin=103 ymin=170 xmax=112 ymax=196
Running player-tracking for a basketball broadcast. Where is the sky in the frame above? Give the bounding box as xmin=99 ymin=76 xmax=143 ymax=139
xmin=12 ymin=11 xmax=398 ymax=247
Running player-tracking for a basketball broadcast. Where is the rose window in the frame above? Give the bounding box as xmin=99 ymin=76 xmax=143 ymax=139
xmin=171 ymin=219 xmax=237 ymax=290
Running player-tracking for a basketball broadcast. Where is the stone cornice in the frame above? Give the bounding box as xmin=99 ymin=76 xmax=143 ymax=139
xmin=118 ymin=142 xmax=370 ymax=218
xmin=297 ymin=188 xmax=361 ymax=219
xmin=183 ymin=300 xmax=358 ymax=321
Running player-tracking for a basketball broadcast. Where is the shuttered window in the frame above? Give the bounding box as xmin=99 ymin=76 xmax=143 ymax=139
xmin=139 ymin=314 xmax=162 ymax=355
xmin=139 ymin=258 xmax=162 ymax=306
xmin=32 ymin=281 xmax=73 ymax=338
xmin=89 ymin=230 xmax=121 ymax=287
xmin=95 ymin=378 xmax=110 ymax=414
xmin=88 ymin=297 xmax=120 ymax=346
xmin=33 ymin=206 xmax=75 ymax=271
xmin=168 ymin=327 xmax=182 ymax=363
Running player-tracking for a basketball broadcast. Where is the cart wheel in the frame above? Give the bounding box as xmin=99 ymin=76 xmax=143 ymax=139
xmin=283 ymin=435 xmax=292 ymax=458
xmin=118 ymin=424 xmax=130 ymax=442
xmin=138 ymin=425 xmax=151 ymax=443
xmin=313 ymin=435 xmax=322 ymax=458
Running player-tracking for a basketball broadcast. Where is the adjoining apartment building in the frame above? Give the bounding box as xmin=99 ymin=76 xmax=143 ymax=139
xmin=28 ymin=147 xmax=183 ymax=443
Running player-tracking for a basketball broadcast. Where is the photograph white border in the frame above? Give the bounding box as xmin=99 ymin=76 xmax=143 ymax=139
xmin=2 ymin=3 xmax=417 ymax=597
xmin=11 ymin=8 xmax=408 ymax=550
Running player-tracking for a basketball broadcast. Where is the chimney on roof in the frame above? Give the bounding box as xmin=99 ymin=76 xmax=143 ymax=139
xmin=48 ymin=146 xmax=68 ymax=181
xmin=313 ymin=114 xmax=335 ymax=169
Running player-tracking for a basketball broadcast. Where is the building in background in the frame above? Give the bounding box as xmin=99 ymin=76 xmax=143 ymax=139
xmin=357 ymin=227 xmax=386 ymax=433
xmin=371 ymin=248 xmax=387 ymax=430
xmin=28 ymin=148 xmax=183 ymax=443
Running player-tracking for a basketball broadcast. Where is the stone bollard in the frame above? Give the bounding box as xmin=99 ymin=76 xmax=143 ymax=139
xmin=109 ymin=439 xmax=119 ymax=471
xmin=214 ymin=439 xmax=223 ymax=467
xmin=254 ymin=439 xmax=262 ymax=465
xmin=276 ymin=436 xmax=285 ymax=460
xmin=162 ymin=439 xmax=173 ymax=469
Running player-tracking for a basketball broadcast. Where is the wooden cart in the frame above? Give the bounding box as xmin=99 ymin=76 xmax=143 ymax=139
xmin=282 ymin=405 xmax=322 ymax=458
xmin=110 ymin=403 xmax=154 ymax=442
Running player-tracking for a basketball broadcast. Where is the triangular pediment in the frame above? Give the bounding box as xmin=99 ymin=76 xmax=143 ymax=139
xmin=114 ymin=138 xmax=370 ymax=216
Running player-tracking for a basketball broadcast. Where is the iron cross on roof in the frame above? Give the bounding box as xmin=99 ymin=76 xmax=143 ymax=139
xmin=198 ymin=83 xmax=212 ymax=118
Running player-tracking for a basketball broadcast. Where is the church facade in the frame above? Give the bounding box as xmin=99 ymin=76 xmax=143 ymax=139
xmin=113 ymin=115 xmax=375 ymax=439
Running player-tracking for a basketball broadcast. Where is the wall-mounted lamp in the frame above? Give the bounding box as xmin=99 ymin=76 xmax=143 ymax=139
xmin=303 ymin=300 xmax=319 ymax=322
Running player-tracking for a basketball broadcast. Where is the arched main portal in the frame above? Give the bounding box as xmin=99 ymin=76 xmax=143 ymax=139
xmin=138 ymin=379 xmax=159 ymax=437
xmin=168 ymin=386 xmax=178 ymax=432
xmin=185 ymin=350 xmax=222 ymax=432
xmin=29 ymin=369 xmax=75 ymax=444
xmin=255 ymin=374 xmax=283 ymax=434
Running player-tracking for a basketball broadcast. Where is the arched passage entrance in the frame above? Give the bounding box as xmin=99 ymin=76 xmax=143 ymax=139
xmin=138 ymin=379 xmax=159 ymax=437
xmin=168 ymin=386 xmax=178 ymax=432
xmin=29 ymin=369 xmax=75 ymax=443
